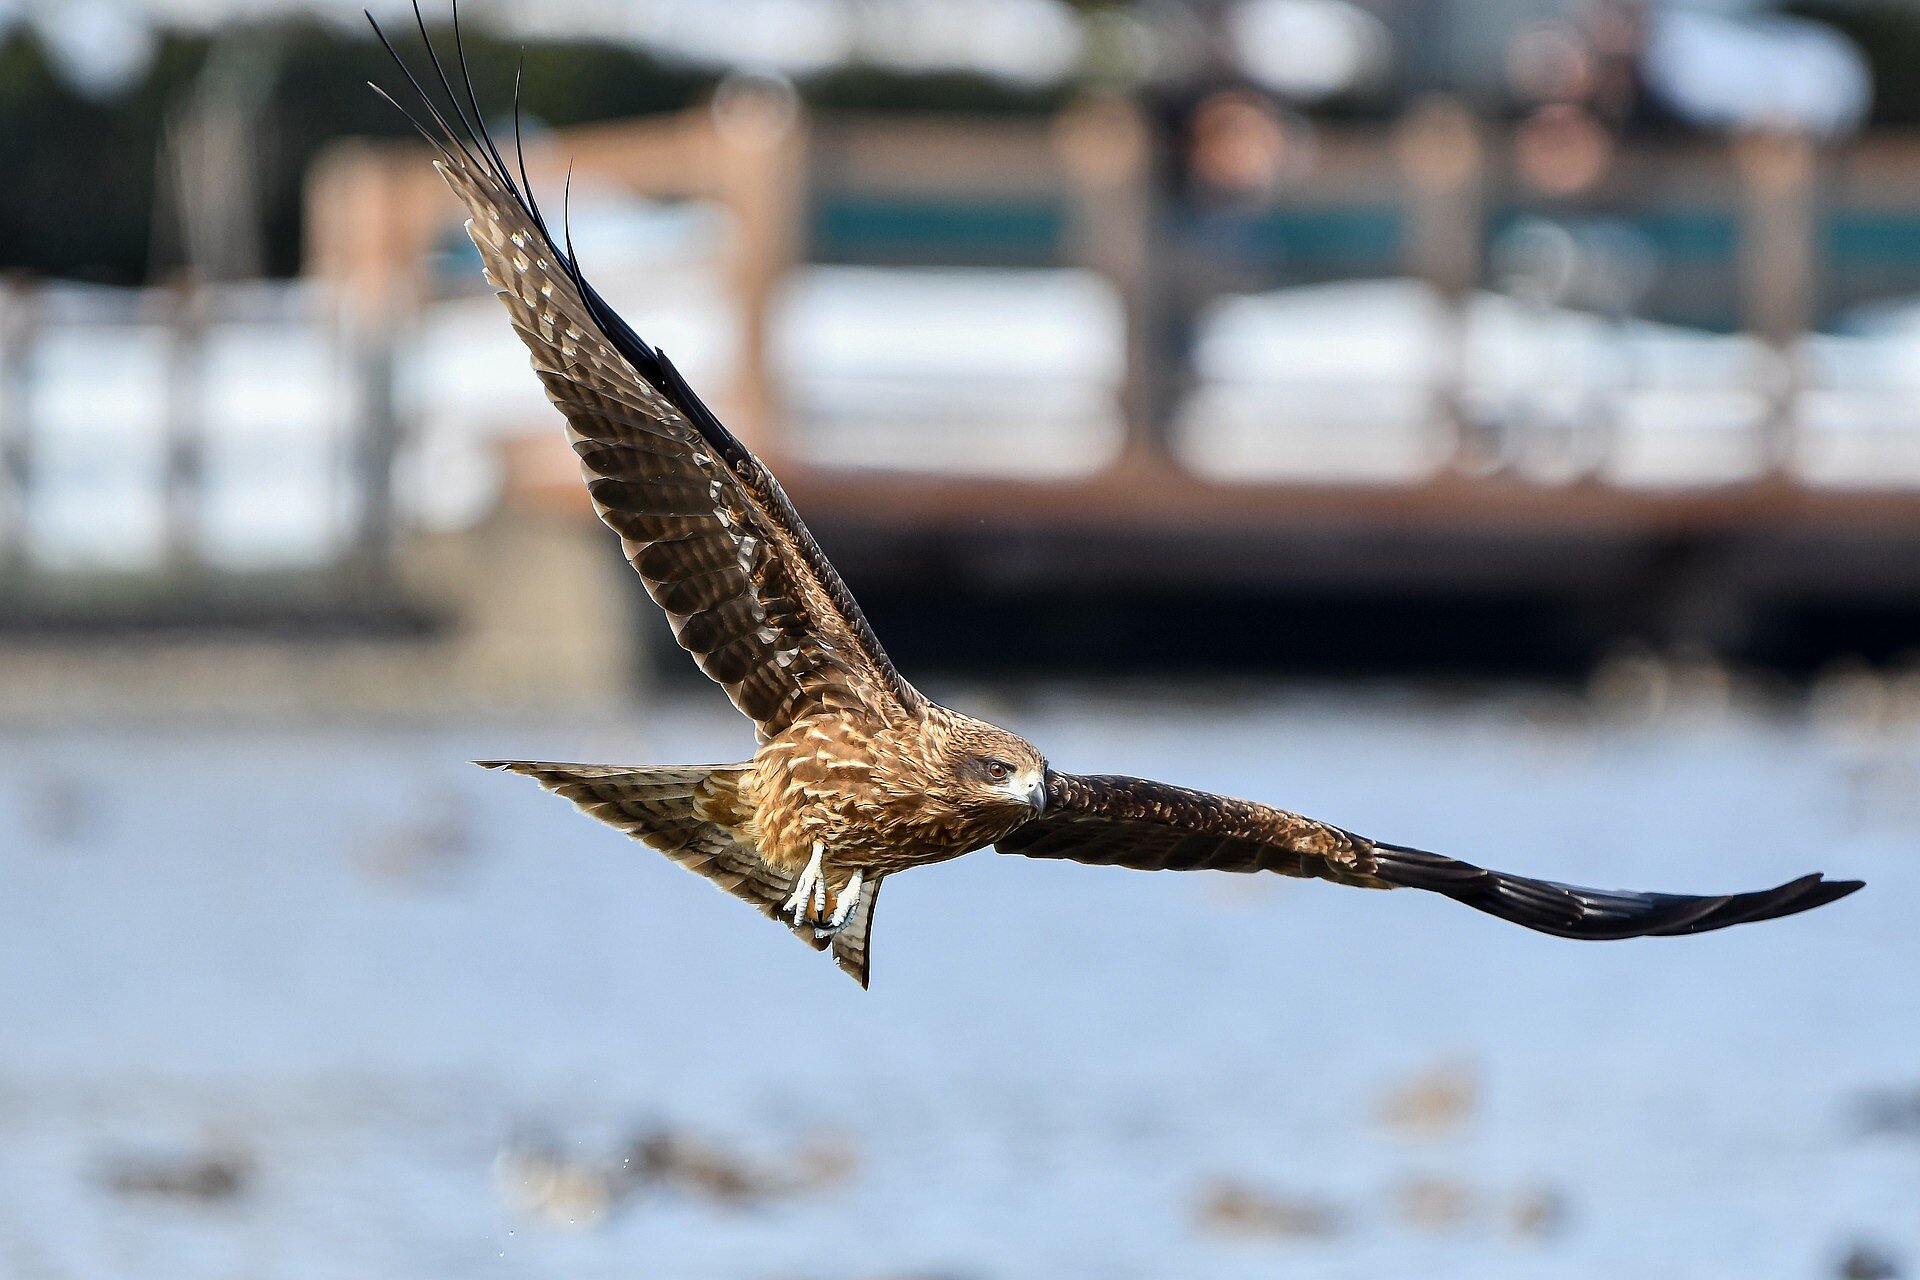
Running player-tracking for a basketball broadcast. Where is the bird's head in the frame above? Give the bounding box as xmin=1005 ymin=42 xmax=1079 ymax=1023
xmin=927 ymin=712 xmax=1050 ymax=827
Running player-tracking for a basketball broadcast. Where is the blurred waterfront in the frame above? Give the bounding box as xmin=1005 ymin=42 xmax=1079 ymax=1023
xmin=5 ymin=0 xmax=1920 ymax=1275
xmin=11 ymin=0 xmax=1920 ymax=685
xmin=0 ymin=683 xmax=1914 ymax=1279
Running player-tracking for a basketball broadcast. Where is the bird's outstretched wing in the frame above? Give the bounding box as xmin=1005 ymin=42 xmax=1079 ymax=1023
xmin=999 ymin=772 xmax=1863 ymax=938
xmin=371 ymin=6 xmax=923 ymax=740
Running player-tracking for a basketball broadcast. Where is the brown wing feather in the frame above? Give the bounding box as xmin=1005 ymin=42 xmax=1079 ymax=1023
xmin=999 ymin=772 xmax=1863 ymax=938
xmin=1000 ymin=773 xmax=1386 ymax=885
xmin=375 ymin=17 xmax=922 ymax=740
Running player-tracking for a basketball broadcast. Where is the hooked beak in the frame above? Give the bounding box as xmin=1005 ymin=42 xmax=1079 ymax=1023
xmin=1026 ymin=776 xmax=1049 ymax=816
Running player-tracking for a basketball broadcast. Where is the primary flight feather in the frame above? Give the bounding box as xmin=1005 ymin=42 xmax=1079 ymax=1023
xmin=373 ymin=7 xmax=1860 ymax=988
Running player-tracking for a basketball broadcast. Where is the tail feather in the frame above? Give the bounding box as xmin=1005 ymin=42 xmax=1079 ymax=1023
xmin=1368 ymin=841 xmax=1863 ymax=940
xmin=478 ymin=760 xmax=880 ymax=987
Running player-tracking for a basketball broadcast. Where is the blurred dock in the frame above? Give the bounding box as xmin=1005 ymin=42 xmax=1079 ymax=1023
xmin=12 ymin=98 xmax=1920 ymax=708
xmin=318 ymin=101 xmax=1920 ymax=676
xmin=491 ymin=443 xmax=1920 ymax=674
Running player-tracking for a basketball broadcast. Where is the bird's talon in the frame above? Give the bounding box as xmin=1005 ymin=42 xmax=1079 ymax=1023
xmin=814 ymin=870 xmax=864 ymax=939
xmin=784 ymin=843 xmax=832 ymax=927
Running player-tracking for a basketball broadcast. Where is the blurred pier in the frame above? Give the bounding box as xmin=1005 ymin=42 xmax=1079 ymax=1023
xmin=12 ymin=97 xmax=1920 ymax=707
xmin=313 ymin=100 xmax=1920 ymax=676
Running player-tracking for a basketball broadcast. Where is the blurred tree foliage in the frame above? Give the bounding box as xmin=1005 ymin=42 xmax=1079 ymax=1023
xmin=0 ymin=19 xmax=1066 ymax=284
xmin=806 ymin=66 xmax=1067 ymax=116
xmin=1784 ymin=0 xmax=1920 ymax=126
xmin=0 ymin=29 xmax=188 ymax=284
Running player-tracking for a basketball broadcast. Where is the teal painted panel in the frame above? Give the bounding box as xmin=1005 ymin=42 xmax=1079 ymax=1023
xmin=1827 ymin=212 xmax=1920 ymax=263
xmin=1628 ymin=209 xmax=1738 ymax=260
xmin=810 ymin=195 xmax=1065 ymax=263
xmin=1487 ymin=207 xmax=1738 ymax=262
xmin=808 ymin=197 xmax=1406 ymax=270
xmin=1242 ymin=206 xmax=1403 ymax=266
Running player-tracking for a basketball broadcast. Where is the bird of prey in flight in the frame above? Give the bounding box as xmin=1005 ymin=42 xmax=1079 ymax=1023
xmin=373 ymin=7 xmax=1861 ymax=987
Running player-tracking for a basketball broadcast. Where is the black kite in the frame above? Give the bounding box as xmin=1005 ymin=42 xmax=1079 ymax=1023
xmin=373 ymin=9 xmax=1861 ymax=987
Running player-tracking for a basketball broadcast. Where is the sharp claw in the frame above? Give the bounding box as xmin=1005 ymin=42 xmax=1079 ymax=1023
xmin=839 ymin=872 xmax=864 ymax=924
xmin=786 ymin=844 xmax=828 ymax=926
xmin=816 ymin=871 xmax=864 ymax=939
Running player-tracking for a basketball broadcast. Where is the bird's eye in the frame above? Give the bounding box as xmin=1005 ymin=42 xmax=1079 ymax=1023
xmin=984 ymin=759 xmax=1010 ymax=781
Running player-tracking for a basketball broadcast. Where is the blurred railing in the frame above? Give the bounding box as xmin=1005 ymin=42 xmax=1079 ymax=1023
xmin=306 ymin=98 xmax=1920 ymax=497
xmin=0 ymin=275 xmax=420 ymax=629
xmin=7 ymin=101 xmax=1920 ymax=668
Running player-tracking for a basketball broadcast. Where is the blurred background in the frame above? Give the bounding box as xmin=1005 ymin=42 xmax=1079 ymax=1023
xmin=1 ymin=0 xmax=1918 ymax=1276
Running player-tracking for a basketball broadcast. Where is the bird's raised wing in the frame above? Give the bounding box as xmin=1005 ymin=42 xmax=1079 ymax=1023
xmin=1000 ymin=772 xmax=1863 ymax=939
xmin=373 ymin=9 xmax=924 ymax=740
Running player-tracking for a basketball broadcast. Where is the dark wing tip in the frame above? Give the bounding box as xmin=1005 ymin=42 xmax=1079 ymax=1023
xmin=1648 ymin=872 xmax=1864 ymax=936
xmin=1713 ymin=873 xmax=1862 ymax=926
xmin=1371 ymin=842 xmax=1863 ymax=940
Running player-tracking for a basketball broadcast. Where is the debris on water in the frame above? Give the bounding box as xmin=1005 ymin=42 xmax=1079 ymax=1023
xmin=495 ymin=1124 xmax=858 ymax=1227
xmin=1192 ymin=1178 xmax=1343 ymax=1241
xmin=629 ymin=1128 xmax=858 ymax=1204
xmin=1508 ymin=1185 xmax=1568 ymax=1241
xmin=1379 ymin=1061 xmax=1477 ymax=1139
xmin=1855 ymin=1085 xmax=1920 ymax=1138
xmin=1838 ymin=1241 xmax=1903 ymax=1280
xmin=98 ymin=1145 xmax=251 ymax=1203
xmin=1395 ymin=1175 xmax=1477 ymax=1231
xmin=628 ymin=1130 xmax=773 ymax=1205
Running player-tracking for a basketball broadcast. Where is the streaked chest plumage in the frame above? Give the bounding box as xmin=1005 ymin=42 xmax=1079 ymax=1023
xmin=742 ymin=711 xmax=1027 ymax=875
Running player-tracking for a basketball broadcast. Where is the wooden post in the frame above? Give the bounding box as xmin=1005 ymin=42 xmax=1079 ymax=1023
xmin=346 ymin=313 xmax=402 ymax=593
xmin=1736 ymin=131 xmax=1817 ymax=480
xmin=1396 ymin=97 xmax=1484 ymax=472
xmin=305 ymin=141 xmax=438 ymax=326
xmin=160 ymin=277 xmax=207 ymax=579
xmin=0 ymin=275 xmax=35 ymax=580
xmin=711 ymin=85 xmax=807 ymax=467
xmin=1056 ymin=96 xmax=1154 ymax=471
xmin=307 ymin=143 xmax=436 ymax=593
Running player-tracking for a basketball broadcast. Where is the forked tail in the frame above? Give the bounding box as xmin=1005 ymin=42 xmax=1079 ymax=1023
xmin=477 ymin=761 xmax=881 ymax=986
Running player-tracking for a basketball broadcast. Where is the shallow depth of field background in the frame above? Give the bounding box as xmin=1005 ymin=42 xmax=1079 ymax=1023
xmin=2 ymin=1 xmax=1918 ymax=1277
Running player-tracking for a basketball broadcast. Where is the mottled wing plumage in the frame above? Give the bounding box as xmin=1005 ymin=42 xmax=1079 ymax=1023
xmin=1001 ymin=772 xmax=1863 ymax=939
xmin=480 ymin=761 xmax=880 ymax=986
xmin=373 ymin=16 xmax=920 ymax=740
xmin=1001 ymin=773 xmax=1387 ymax=885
